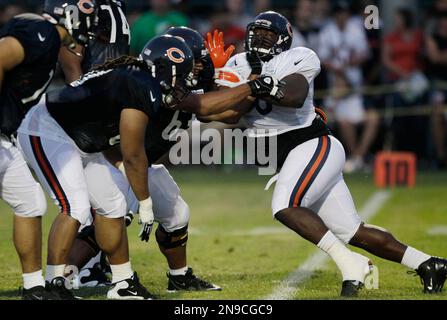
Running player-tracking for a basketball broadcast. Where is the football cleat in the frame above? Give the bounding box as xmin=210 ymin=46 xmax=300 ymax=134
xmin=167 ymin=267 xmax=222 ymax=292
xmin=107 ymin=272 xmax=156 ymax=300
xmin=339 ymin=253 xmax=373 ymax=297
xmin=340 ymin=280 xmax=364 ymax=297
xmin=77 ymin=262 xmax=111 ymax=288
xmin=21 ymin=285 xmax=57 ymax=300
xmin=46 ymin=277 xmax=79 ymax=300
xmin=414 ymin=257 xmax=447 ymax=293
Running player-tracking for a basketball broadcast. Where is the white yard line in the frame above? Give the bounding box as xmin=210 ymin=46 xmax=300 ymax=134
xmin=265 ymin=190 xmax=392 ymax=300
xmin=427 ymin=225 xmax=447 ymax=236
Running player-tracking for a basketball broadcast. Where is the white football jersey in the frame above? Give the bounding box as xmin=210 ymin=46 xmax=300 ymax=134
xmin=223 ymin=47 xmax=321 ymax=137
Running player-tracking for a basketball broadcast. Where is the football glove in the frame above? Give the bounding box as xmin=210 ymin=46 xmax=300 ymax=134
xmin=205 ymin=29 xmax=235 ymax=69
xmin=248 ymin=75 xmax=285 ymax=101
xmin=138 ymin=197 xmax=154 ymax=242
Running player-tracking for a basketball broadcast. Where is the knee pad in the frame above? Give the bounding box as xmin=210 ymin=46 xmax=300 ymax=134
xmin=76 ymin=225 xmax=101 ymax=255
xmin=14 ymin=184 xmax=47 ymax=218
xmin=156 ymin=224 xmax=188 ymax=250
xmin=156 ymin=196 xmax=190 ymax=231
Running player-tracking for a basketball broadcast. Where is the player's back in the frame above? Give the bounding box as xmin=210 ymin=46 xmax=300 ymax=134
xmin=82 ymin=0 xmax=130 ymax=72
xmin=0 ymin=13 xmax=60 ymax=135
xmin=46 ymin=66 xmax=162 ymax=153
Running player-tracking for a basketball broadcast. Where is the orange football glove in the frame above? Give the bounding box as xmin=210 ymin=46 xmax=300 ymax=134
xmin=205 ymin=29 xmax=235 ymax=68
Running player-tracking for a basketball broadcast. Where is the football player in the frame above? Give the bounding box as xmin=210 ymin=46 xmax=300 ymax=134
xmin=56 ymin=0 xmax=132 ymax=288
xmin=59 ymin=0 xmax=130 ymax=83
xmin=203 ymin=11 xmax=447 ymax=296
xmin=113 ymin=26 xmax=222 ymax=291
xmin=16 ymin=34 xmax=283 ymax=299
xmin=0 ymin=0 xmax=95 ymax=299
xmin=70 ymin=26 xmax=224 ymax=291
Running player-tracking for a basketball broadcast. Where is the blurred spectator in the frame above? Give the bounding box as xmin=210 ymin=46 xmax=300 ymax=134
xmin=425 ymin=0 xmax=447 ymax=34
xmin=383 ymin=8 xmax=424 ymax=83
xmin=206 ymin=0 xmax=250 ymax=54
xmin=318 ymin=1 xmax=371 ymax=172
xmin=130 ymin=0 xmax=188 ymax=55
xmin=291 ymin=0 xmax=320 ymax=51
xmin=427 ymin=10 xmax=447 ymax=168
xmin=383 ymin=8 xmax=429 ymax=159
xmin=225 ymin=0 xmax=253 ymax=30
xmin=0 ymin=2 xmax=26 ymax=28
xmin=312 ymin=0 xmax=331 ymax=29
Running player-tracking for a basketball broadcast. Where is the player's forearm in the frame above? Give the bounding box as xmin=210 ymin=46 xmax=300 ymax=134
xmin=0 ymin=68 xmax=3 ymax=94
xmin=58 ymin=45 xmax=84 ymax=83
xmin=180 ymin=84 xmax=252 ymax=116
xmin=198 ymin=97 xmax=253 ymax=123
xmin=198 ymin=109 xmax=242 ymax=124
xmin=122 ymin=153 xmax=149 ymax=201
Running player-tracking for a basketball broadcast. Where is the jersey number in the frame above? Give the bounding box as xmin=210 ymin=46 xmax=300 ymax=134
xmin=100 ymin=4 xmax=131 ymax=44
xmin=254 ymin=99 xmax=273 ymax=115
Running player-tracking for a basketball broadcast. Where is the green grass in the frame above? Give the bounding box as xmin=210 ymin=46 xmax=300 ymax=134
xmin=0 ymin=168 xmax=446 ymax=300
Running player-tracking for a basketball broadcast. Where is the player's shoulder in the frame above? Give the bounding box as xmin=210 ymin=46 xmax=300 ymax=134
xmin=1 ymin=13 xmax=59 ymax=51
xmin=281 ymin=46 xmax=319 ymax=61
xmin=115 ymin=66 xmax=162 ymax=100
xmin=6 ymin=13 xmax=55 ymax=35
xmin=271 ymin=46 xmax=320 ymax=68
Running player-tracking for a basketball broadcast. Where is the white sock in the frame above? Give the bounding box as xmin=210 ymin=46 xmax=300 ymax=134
xmin=23 ymin=270 xmax=45 ymax=289
xmin=169 ymin=266 xmax=188 ymax=276
xmin=45 ymin=264 xmax=66 ymax=282
xmin=110 ymin=261 xmax=133 ymax=283
xmin=318 ymin=231 xmax=367 ymax=281
xmin=401 ymin=246 xmax=431 ymax=270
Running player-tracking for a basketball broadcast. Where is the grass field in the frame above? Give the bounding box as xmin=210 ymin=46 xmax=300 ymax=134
xmin=0 ymin=167 xmax=446 ymax=300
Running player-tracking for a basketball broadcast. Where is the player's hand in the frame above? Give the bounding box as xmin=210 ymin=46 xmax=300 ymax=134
xmin=246 ymin=52 xmax=262 ymax=75
xmin=139 ymin=222 xmax=153 ymax=242
xmin=248 ymin=75 xmax=285 ymax=101
xmin=138 ymin=198 xmax=154 ymax=242
xmin=205 ymin=29 xmax=235 ymax=69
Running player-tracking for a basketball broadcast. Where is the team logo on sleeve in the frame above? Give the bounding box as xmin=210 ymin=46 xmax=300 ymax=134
xmin=166 ymin=48 xmax=186 ymax=63
xmin=77 ymin=0 xmax=95 ymax=14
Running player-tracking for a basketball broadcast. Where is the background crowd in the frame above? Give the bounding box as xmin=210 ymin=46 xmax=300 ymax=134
xmin=1 ymin=0 xmax=447 ymax=172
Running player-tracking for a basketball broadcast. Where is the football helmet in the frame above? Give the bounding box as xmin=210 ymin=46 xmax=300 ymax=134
xmin=245 ymin=11 xmax=293 ymax=62
xmin=43 ymin=0 xmax=96 ymax=47
xmin=140 ymin=35 xmax=194 ymax=107
xmin=165 ymin=26 xmax=214 ymax=88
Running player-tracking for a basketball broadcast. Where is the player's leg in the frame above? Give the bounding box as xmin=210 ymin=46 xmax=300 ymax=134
xmin=83 ymin=154 xmax=154 ymax=299
xmin=66 ymin=224 xmax=111 ymax=288
xmin=114 ymin=163 xmax=221 ymax=291
xmin=309 ymin=137 xmax=447 ymax=293
xmin=0 ymin=142 xmax=51 ymax=299
xmin=273 ymin=136 xmax=372 ymax=296
xmin=350 ymin=220 xmax=447 ymax=293
xmin=17 ymin=133 xmax=93 ymax=299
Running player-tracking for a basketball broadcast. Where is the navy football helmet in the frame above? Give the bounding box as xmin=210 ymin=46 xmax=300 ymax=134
xmin=165 ymin=26 xmax=214 ymax=88
xmin=140 ymin=35 xmax=194 ymax=106
xmin=43 ymin=0 xmax=96 ymax=47
xmin=245 ymin=11 xmax=293 ymax=61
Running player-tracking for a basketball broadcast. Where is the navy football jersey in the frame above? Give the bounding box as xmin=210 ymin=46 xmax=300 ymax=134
xmin=46 ymin=66 xmax=162 ymax=153
xmin=144 ymin=86 xmax=211 ymax=164
xmin=0 ymin=13 xmax=60 ymax=135
xmin=82 ymin=0 xmax=130 ymax=72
